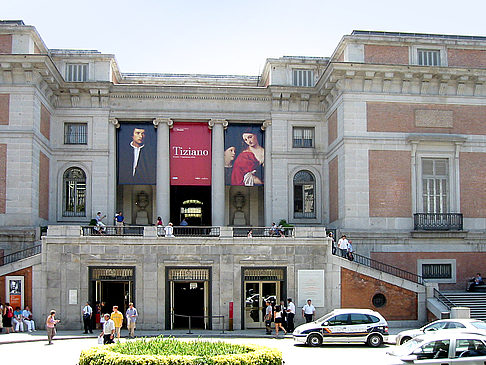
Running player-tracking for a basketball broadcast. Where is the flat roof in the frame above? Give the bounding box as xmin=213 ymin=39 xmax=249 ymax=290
xmin=352 ymin=30 xmax=486 ymax=41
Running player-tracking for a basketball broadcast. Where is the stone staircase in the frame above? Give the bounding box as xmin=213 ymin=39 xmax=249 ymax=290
xmin=441 ymin=292 xmax=486 ymax=321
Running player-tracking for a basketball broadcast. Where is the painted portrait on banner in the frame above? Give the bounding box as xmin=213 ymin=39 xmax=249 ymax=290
xmin=224 ymin=124 xmax=264 ymax=186
xmin=117 ymin=122 xmax=157 ymax=185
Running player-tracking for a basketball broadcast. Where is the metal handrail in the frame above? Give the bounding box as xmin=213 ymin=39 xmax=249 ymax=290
xmin=0 ymin=244 xmax=42 ymax=266
xmin=171 ymin=313 xmax=225 ymax=334
xmin=333 ymin=249 xmax=424 ymax=285
xmin=433 ymin=288 xmax=455 ymax=310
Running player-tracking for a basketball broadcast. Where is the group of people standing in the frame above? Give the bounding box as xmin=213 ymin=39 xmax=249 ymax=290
xmin=0 ymin=303 xmax=36 ymax=334
xmin=264 ymin=298 xmax=314 ymax=336
xmin=82 ymin=301 xmax=138 ymax=344
xmin=330 ymin=233 xmax=354 ymax=261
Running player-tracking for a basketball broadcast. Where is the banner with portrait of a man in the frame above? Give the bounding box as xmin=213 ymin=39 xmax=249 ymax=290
xmin=117 ymin=123 xmax=157 ymax=185
xmin=224 ymin=124 xmax=265 ymax=186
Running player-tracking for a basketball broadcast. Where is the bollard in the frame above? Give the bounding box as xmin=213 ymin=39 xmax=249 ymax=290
xmin=229 ymin=301 xmax=234 ymax=331
xmin=187 ymin=316 xmax=192 ymax=334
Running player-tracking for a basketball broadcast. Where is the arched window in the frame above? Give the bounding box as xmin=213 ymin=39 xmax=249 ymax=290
xmin=63 ymin=167 xmax=86 ymax=217
xmin=293 ymin=170 xmax=315 ymax=218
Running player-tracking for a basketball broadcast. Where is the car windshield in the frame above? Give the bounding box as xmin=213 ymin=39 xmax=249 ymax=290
xmin=472 ymin=322 xmax=486 ymax=330
xmin=316 ymin=313 xmax=334 ymax=323
xmin=391 ymin=338 xmax=425 ymax=357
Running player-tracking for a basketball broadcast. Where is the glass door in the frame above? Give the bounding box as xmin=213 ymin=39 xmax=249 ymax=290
xmin=244 ymin=281 xmax=279 ymax=329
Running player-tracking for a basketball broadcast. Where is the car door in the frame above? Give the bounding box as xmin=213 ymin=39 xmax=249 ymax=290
xmin=410 ymin=339 xmax=452 ymax=364
xmin=321 ymin=314 xmax=349 ymax=343
xmin=347 ymin=313 xmax=372 ymax=343
xmin=451 ymin=338 xmax=486 ymax=365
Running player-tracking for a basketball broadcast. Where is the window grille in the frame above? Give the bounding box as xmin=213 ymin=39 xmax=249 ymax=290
xmin=293 ymin=170 xmax=316 ymax=218
xmin=418 ymin=49 xmax=440 ymax=66
xmin=66 ymin=64 xmax=88 ymax=82
xmin=422 ymin=264 xmax=452 ymax=279
xmin=63 ymin=167 xmax=86 ymax=217
xmin=64 ymin=123 xmax=87 ymax=144
xmin=293 ymin=127 xmax=314 ymax=148
xmin=292 ymin=69 xmax=314 ymax=87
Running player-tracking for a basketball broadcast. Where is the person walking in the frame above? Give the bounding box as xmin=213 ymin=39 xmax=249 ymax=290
xmin=82 ymin=302 xmax=93 ymax=334
xmin=125 ymin=302 xmax=138 ymax=338
xmin=273 ymin=305 xmax=287 ymax=336
xmin=46 ymin=310 xmax=60 ymax=345
xmin=337 ymin=235 xmax=349 ymax=258
xmin=286 ymin=298 xmax=296 ymax=333
xmin=2 ymin=303 xmax=13 ymax=334
xmin=264 ymin=300 xmax=273 ymax=335
xmin=302 ymin=299 xmax=316 ymax=323
xmin=110 ymin=306 xmax=123 ymax=340
xmin=99 ymin=313 xmax=115 ymax=344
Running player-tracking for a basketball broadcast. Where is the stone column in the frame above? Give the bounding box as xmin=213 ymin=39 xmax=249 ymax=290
xmin=108 ymin=118 xmax=119 ymax=217
xmin=209 ymin=119 xmax=227 ymax=226
xmin=262 ymin=120 xmax=272 ymax=226
xmin=153 ymin=117 xmax=173 ymax=224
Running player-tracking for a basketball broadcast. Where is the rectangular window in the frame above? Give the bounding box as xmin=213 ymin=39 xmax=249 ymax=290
xmin=418 ymin=49 xmax=440 ymax=66
xmin=293 ymin=127 xmax=314 ymax=148
xmin=422 ymin=158 xmax=448 ymax=213
xmin=66 ymin=64 xmax=88 ymax=82
xmin=422 ymin=263 xmax=452 ymax=279
xmin=292 ymin=69 xmax=314 ymax=87
xmin=64 ymin=123 xmax=87 ymax=144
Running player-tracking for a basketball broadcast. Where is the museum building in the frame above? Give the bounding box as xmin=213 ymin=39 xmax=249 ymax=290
xmin=1 ymin=20 xmax=486 ymax=329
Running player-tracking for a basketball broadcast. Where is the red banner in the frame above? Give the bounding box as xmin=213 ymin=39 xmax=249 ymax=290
xmin=170 ymin=123 xmax=211 ymax=185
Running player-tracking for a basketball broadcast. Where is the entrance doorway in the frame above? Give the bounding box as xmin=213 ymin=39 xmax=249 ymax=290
xmin=170 ymin=186 xmax=211 ymax=226
xmin=89 ymin=267 xmax=135 ymax=327
xmin=244 ymin=281 xmax=280 ymax=329
xmin=166 ymin=268 xmax=211 ymax=330
xmin=242 ymin=268 xmax=286 ymax=329
xmin=172 ymin=282 xmax=206 ymax=328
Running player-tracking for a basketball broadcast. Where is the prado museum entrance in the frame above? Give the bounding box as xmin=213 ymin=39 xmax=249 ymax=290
xmin=166 ymin=268 xmax=211 ymax=330
xmin=89 ymin=267 xmax=135 ymax=320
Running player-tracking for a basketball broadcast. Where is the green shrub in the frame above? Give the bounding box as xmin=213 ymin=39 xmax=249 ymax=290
xmin=79 ymin=337 xmax=282 ymax=365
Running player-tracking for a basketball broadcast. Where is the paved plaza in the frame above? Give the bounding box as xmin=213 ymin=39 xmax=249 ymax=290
xmin=0 ymin=329 xmax=404 ymax=365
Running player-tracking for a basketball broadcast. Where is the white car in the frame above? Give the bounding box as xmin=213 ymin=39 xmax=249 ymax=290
xmin=396 ymin=319 xmax=486 ymax=345
xmin=387 ymin=332 xmax=486 ymax=364
xmin=293 ymin=308 xmax=388 ymax=347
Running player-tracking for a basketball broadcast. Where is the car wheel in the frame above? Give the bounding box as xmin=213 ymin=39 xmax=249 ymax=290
xmin=367 ymin=333 xmax=383 ymax=347
xmin=400 ymin=336 xmax=412 ymax=345
xmin=307 ymin=333 xmax=323 ymax=347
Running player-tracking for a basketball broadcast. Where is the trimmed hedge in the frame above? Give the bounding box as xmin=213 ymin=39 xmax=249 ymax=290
xmin=79 ymin=337 xmax=282 ymax=365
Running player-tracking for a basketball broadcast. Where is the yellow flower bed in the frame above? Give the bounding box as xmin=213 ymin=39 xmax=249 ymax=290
xmin=79 ymin=340 xmax=282 ymax=365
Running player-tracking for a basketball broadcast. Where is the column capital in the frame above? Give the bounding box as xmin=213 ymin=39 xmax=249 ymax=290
xmin=109 ymin=117 xmax=120 ymax=128
xmin=261 ymin=120 xmax=272 ymax=130
xmin=153 ymin=117 xmax=173 ymax=129
xmin=208 ymin=119 xmax=228 ymax=130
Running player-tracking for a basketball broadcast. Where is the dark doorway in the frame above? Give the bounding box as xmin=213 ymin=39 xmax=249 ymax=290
xmin=170 ymin=186 xmax=211 ymax=226
xmin=90 ymin=281 xmax=131 ymax=327
xmin=173 ymin=282 xmax=205 ymax=329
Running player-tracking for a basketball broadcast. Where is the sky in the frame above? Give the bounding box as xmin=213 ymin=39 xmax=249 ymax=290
xmin=3 ymin=0 xmax=486 ymax=76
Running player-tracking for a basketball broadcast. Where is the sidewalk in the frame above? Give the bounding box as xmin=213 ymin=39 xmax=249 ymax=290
xmin=0 ymin=328 xmax=403 ymax=345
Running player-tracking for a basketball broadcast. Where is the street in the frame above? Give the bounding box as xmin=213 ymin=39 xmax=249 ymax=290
xmin=0 ymin=336 xmax=399 ymax=365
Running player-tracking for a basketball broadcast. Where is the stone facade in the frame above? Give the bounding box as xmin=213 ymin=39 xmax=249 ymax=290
xmin=2 ymin=22 xmax=486 ymax=328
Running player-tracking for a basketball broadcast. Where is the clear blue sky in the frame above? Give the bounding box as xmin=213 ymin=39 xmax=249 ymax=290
xmin=3 ymin=0 xmax=485 ymax=76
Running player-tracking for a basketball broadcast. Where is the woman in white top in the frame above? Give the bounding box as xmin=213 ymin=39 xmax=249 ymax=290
xmin=273 ymin=305 xmax=287 ymax=336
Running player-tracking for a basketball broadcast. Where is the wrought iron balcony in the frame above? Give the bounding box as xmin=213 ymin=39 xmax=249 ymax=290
xmin=413 ymin=213 xmax=463 ymax=231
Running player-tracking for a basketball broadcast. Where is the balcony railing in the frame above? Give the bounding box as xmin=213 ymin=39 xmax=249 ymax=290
xmin=82 ymin=226 xmax=144 ymax=236
xmin=414 ymin=213 xmax=463 ymax=231
xmin=233 ymin=226 xmax=294 ymax=238
xmin=157 ymin=226 xmax=221 ymax=237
